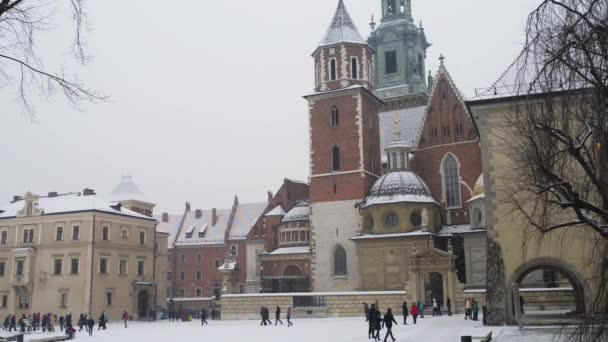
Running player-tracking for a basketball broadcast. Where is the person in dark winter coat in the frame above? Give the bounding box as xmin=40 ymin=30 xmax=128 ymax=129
xmin=374 ymin=310 xmax=382 ymax=341
xmin=286 ymin=307 xmax=293 ymax=327
xmin=59 ymin=315 xmax=65 ymax=331
xmin=41 ymin=314 xmax=48 ymax=332
xmin=402 ymin=301 xmax=408 ymax=324
xmin=447 ymin=298 xmax=452 ymax=316
xmin=3 ymin=315 xmax=9 ymax=331
xmin=367 ymin=304 xmax=377 ymax=339
xmin=259 ymin=306 xmax=266 ymax=326
xmin=78 ymin=314 xmax=85 ymax=331
xmin=98 ymin=312 xmax=107 ymax=330
xmin=66 ymin=314 xmax=72 ymax=328
xmin=411 ymin=302 xmax=419 ymax=324
xmin=122 ymin=311 xmax=129 ymax=328
xmin=86 ymin=317 xmax=95 ymax=336
xmin=264 ymin=307 xmax=272 ymax=326
xmin=364 ymin=303 xmax=370 ymax=322
xmin=18 ymin=315 xmax=26 ymax=333
xmin=201 ymin=308 xmax=208 ymax=325
xmin=382 ymin=308 xmax=398 ymax=342
xmin=65 ymin=326 xmax=76 ymax=339
xmin=275 ymin=306 xmax=283 ymax=325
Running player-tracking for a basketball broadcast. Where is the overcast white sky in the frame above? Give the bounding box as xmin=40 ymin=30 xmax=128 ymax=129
xmin=0 ymin=0 xmax=539 ymax=213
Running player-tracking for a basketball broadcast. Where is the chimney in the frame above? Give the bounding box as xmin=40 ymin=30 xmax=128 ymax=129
xmin=83 ymin=188 xmax=96 ymax=196
xmin=162 ymin=213 xmax=169 ymax=223
xmin=267 ymin=191 xmax=273 ymax=203
xmin=185 ymin=202 xmax=191 ymax=212
xmin=212 ymin=208 xmax=217 ymax=226
xmin=48 ymin=192 xmax=58 ymax=198
xmin=12 ymin=195 xmax=23 ymax=203
xmin=195 ymin=209 xmax=202 ymax=219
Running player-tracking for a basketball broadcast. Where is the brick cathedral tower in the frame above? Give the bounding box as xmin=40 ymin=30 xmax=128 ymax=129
xmin=305 ymin=0 xmax=382 ymax=291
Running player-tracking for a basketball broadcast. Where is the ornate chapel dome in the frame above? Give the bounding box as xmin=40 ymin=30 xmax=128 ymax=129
xmin=361 ymin=171 xmax=436 ymax=208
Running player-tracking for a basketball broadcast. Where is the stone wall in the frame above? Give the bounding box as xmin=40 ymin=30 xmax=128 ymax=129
xmin=221 ymin=291 xmax=408 ymax=320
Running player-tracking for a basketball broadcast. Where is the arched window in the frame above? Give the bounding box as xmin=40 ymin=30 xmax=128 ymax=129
xmin=351 ymin=57 xmax=358 ymax=79
xmin=334 ymin=245 xmax=347 ymax=276
xmin=442 ymin=154 xmax=461 ymax=208
xmin=330 ymin=59 xmax=337 ymax=80
xmin=332 ymin=146 xmax=341 ymax=171
xmin=387 ymin=0 xmax=396 ymax=14
xmin=331 ymin=106 xmax=339 ymax=127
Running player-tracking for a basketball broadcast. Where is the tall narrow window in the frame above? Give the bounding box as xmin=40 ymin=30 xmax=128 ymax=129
xmin=102 ymin=226 xmax=109 ymax=241
xmin=72 ymin=225 xmax=79 ymax=240
xmin=385 ymin=50 xmax=397 ymax=74
xmin=54 ymin=259 xmax=62 ymax=275
xmin=0 ymin=231 xmax=6 ymax=244
xmin=351 ymin=57 xmax=358 ymax=79
xmin=119 ymin=260 xmax=127 ymax=275
xmin=443 ymin=154 xmax=462 ymax=208
xmin=99 ymin=257 xmax=108 ymax=274
xmin=56 ymin=227 xmax=63 ymax=241
xmin=0 ymin=261 xmax=5 ymax=276
xmin=330 ymin=107 xmax=339 ymax=127
xmin=137 ymin=260 xmax=145 ymax=276
xmin=139 ymin=231 xmax=146 ymax=245
xmin=330 ymin=59 xmax=337 ymax=80
xmin=106 ymin=291 xmax=113 ymax=306
xmin=70 ymin=258 xmax=79 ymax=274
xmin=334 ymin=245 xmax=347 ymax=276
xmin=332 ymin=146 xmax=341 ymax=171
xmin=16 ymin=260 xmax=24 ymax=276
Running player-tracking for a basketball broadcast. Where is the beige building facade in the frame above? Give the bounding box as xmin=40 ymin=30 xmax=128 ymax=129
xmin=0 ymin=188 xmax=168 ymax=321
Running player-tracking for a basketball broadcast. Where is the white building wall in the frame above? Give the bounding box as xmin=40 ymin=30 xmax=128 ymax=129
xmin=311 ymin=200 xmax=362 ymax=292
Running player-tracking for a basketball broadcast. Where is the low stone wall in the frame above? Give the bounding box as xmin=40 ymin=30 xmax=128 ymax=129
xmin=220 ymin=291 xmax=408 ymax=320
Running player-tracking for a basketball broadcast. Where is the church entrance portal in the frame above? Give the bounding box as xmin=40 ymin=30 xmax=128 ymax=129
xmin=428 ymin=272 xmax=444 ymax=306
xmin=138 ymin=290 xmax=149 ymax=319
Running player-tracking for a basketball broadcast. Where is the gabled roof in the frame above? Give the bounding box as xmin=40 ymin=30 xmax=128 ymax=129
xmin=411 ymin=247 xmax=456 ymax=259
xmin=415 ymin=59 xmax=473 ymax=147
xmin=317 ymin=0 xmax=368 ymax=49
xmin=229 ymin=202 xmax=268 ymax=240
xmin=264 ymin=205 xmax=286 ymax=217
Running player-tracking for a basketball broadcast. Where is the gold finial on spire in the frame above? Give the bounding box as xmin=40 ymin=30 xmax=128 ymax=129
xmin=393 ymin=112 xmax=401 ymax=141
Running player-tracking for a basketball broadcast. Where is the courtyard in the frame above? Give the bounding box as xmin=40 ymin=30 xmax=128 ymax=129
xmin=0 ymin=316 xmax=562 ymax=342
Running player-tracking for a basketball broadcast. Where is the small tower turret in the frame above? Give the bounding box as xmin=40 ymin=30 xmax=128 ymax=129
xmin=385 ymin=113 xmax=411 ymax=171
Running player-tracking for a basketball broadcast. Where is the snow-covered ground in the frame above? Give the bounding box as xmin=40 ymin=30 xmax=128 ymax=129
xmin=0 ymin=316 xmax=559 ymax=342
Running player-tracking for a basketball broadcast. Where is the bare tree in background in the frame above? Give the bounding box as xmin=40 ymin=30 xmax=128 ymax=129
xmin=0 ymin=0 xmax=106 ymax=117
xmin=505 ymin=0 xmax=607 ymax=340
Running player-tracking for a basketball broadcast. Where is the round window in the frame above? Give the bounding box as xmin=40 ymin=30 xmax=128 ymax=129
xmin=410 ymin=211 xmax=422 ymax=227
xmin=384 ymin=212 xmax=399 ymax=228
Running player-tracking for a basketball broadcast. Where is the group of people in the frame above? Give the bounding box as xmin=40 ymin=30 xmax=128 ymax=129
xmin=365 ymin=304 xmax=398 ymax=342
xmin=464 ymin=298 xmax=480 ymax=321
xmin=2 ymin=310 xmax=111 ymax=339
xmin=259 ymin=306 xmax=293 ymax=327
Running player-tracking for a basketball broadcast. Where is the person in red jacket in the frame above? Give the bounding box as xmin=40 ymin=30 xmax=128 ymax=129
xmin=411 ymin=302 xmax=419 ymax=324
xmin=122 ymin=311 xmax=129 ymax=328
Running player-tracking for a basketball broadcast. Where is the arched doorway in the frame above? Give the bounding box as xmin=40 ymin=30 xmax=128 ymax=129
xmin=429 ymin=272 xmax=444 ymax=306
xmin=137 ymin=290 xmax=149 ymax=319
xmin=507 ymin=258 xmax=586 ymax=324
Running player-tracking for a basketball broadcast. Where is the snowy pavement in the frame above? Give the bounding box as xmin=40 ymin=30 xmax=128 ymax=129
xmin=2 ymin=316 xmax=501 ymax=342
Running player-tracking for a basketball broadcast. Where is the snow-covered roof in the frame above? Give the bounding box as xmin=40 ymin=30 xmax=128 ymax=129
xmin=438 ymin=224 xmax=485 ymax=237
xmin=108 ymin=176 xmax=153 ymax=204
xmin=0 ymin=193 xmax=154 ymax=221
xmin=229 ymin=202 xmax=267 ymax=240
xmin=155 ymin=214 xmax=184 ymax=248
xmin=218 ymin=261 xmax=237 ymax=271
xmin=361 ymin=171 xmax=437 ymax=208
xmin=264 ymin=205 xmax=286 ymax=217
xmin=174 ymin=209 xmax=230 ymax=246
xmin=351 ymin=231 xmax=432 ymax=240
xmin=379 ymin=106 xmax=427 ymax=162
xmin=467 ymin=175 xmax=485 ymax=203
xmin=269 ymin=246 xmax=312 ymax=255
xmin=283 ymin=201 xmax=309 ymax=222
xmin=318 ymin=0 xmax=368 ymax=49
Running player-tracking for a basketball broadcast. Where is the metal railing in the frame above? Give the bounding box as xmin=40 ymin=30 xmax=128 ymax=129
xmin=293 ymin=295 xmax=326 ymax=308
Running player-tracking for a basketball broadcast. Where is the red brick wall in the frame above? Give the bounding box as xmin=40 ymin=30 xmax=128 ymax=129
xmin=173 ymin=245 xmax=226 ymax=298
xmin=411 ymin=70 xmax=482 ymax=225
xmin=309 ymin=88 xmax=380 ymax=203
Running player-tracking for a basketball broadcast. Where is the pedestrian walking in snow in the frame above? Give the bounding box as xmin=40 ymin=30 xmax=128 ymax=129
xmin=382 ymin=308 xmax=397 ymax=342
xmin=401 ymin=301 xmax=408 ymax=324
xmin=78 ymin=314 xmax=85 ymax=331
xmin=374 ymin=310 xmax=382 ymax=341
xmin=65 ymin=326 xmax=76 ymax=339
xmin=286 ymin=307 xmax=293 ymax=327
xmin=59 ymin=315 xmax=65 ymax=331
xmin=275 ymin=306 xmax=283 ymax=325
xmin=364 ymin=303 xmax=370 ymax=322
xmin=473 ymin=300 xmax=479 ymax=321
xmin=411 ymin=303 xmax=419 ymax=324
xmin=98 ymin=312 xmax=107 ymax=330
xmin=201 ymin=308 xmax=208 ymax=325
xmin=122 ymin=311 xmax=129 ymax=328
xmin=259 ymin=307 xmax=265 ymax=326
xmin=432 ymin=298 xmax=438 ymax=316
xmin=367 ymin=304 xmax=377 ymax=339
xmin=264 ymin=307 xmax=272 ymax=326
xmin=86 ymin=317 xmax=95 ymax=336
xmin=419 ymin=301 xmax=425 ymax=318
xmin=18 ymin=314 xmax=26 ymax=333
